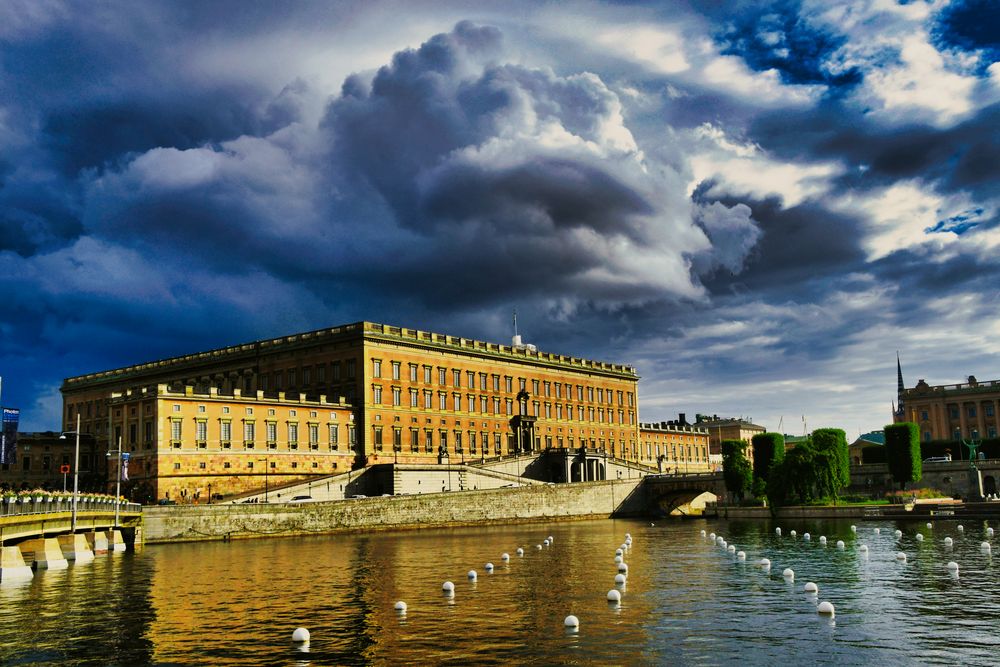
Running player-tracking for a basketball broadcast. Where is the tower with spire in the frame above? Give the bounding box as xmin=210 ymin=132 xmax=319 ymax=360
xmin=893 ymin=353 xmax=905 ymax=422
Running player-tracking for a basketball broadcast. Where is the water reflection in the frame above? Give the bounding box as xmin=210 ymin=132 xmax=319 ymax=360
xmin=0 ymin=518 xmax=996 ymax=664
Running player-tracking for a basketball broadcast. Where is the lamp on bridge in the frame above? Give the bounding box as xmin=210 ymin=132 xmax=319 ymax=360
xmin=59 ymin=414 xmax=81 ymax=532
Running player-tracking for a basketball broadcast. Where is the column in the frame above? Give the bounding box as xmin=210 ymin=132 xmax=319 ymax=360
xmin=564 ymin=456 xmax=571 ymax=484
xmin=976 ymin=399 xmax=986 ymax=439
xmin=959 ymin=402 xmax=968 ymax=439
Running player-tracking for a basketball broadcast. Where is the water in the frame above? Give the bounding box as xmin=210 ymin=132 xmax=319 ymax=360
xmin=1 ymin=518 xmax=997 ymax=665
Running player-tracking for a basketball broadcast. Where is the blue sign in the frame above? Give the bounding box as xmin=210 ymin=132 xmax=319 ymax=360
xmin=1 ymin=407 xmax=19 ymax=465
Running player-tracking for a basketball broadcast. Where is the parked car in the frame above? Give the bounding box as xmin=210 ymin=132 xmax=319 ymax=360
xmin=288 ymin=495 xmax=314 ymax=503
xmin=157 ymin=498 xmax=177 ymax=505
xmin=348 ymin=494 xmax=367 ymax=499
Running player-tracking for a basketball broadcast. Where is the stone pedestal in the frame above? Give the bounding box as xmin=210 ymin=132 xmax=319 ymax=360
xmin=57 ymin=534 xmax=95 ymax=563
xmin=968 ymin=467 xmax=984 ymax=501
xmin=19 ymin=538 xmax=68 ymax=569
xmin=0 ymin=546 xmax=34 ymax=582
xmin=109 ymin=530 xmax=126 ymax=553
xmin=89 ymin=531 xmax=109 ymax=555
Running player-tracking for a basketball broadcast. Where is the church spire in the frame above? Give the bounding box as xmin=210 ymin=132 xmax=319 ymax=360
xmin=895 ymin=353 xmax=905 ymax=419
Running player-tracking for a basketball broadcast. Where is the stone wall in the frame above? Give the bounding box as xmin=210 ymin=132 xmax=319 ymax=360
xmin=144 ymin=477 xmax=644 ymax=543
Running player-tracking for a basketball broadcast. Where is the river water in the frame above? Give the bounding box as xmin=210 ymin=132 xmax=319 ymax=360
xmin=1 ymin=517 xmax=997 ymax=665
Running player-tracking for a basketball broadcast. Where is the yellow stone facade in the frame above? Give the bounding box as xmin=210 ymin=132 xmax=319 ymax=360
xmin=62 ymin=321 xmax=641 ymax=501
xmin=898 ymin=376 xmax=1000 ymax=442
xmin=638 ymin=422 xmax=712 ymax=473
xmin=106 ymin=385 xmax=354 ymax=503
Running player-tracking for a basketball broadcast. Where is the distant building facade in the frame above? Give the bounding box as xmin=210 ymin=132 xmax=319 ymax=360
xmin=0 ymin=432 xmax=101 ymax=492
xmin=62 ymin=321 xmax=641 ymax=501
xmin=694 ymin=414 xmax=766 ymax=462
xmin=896 ymin=375 xmax=1000 ymax=442
xmin=639 ymin=417 xmax=711 ymax=473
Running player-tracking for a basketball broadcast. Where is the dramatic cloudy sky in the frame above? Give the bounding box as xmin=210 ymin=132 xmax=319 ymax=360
xmin=2 ymin=0 xmax=999 ymax=436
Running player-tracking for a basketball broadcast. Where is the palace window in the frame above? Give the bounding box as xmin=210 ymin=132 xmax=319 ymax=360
xmin=373 ymin=426 xmax=383 ymax=450
xmin=372 ymin=359 xmax=382 ymax=378
xmin=309 ymin=424 xmax=319 ymax=449
xmin=392 ymin=387 xmax=401 ymax=406
xmin=391 ymin=361 xmax=400 ymax=380
xmin=288 ymin=423 xmax=298 ymax=450
xmin=329 ymin=424 xmax=339 ymax=449
xmin=410 ymin=428 xmax=419 ymax=452
xmin=373 ymin=386 xmax=382 ymax=404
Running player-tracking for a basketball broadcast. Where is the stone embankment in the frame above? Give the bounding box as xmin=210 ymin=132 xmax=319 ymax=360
xmin=144 ymin=477 xmax=644 ymax=544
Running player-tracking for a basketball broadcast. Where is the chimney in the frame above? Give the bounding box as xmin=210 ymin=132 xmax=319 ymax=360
xmin=678 ymin=413 xmax=687 ymax=425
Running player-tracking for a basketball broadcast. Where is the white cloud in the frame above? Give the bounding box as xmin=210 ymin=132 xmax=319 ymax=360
xmin=701 ymin=55 xmax=824 ymax=107
xmin=594 ymin=25 xmax=690 ymax=74
xmin=688 ymin=123 xmax=841 ymax=207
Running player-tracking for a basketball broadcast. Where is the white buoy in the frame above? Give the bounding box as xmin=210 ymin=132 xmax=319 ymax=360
xmin=817 ymin=601 xmax=835 ymax=617
xmin=548 ymin=535 xmax=554 ymax=542
xmin=736 ymin=551 xmax=746 ymax=561
xmin=836 ymin=540 xmax=845 ymax=549
xmin=727 ymin=545 xmax=736 ymax=553
xmin=759 ymin=558 xmax=771 ymax=569
xmin=851 ymin=525 xmax=857 ymax=533
xmin=618 ymin=563 xmax=629 ymax=574
xmin=709 ymin=533 xmax=716 ymax=540
xmin=804 ymin=533 xmax=811 ymax=541
xmin=543 ymin=539 xmax=550 ymax=546
xmin=790 ymin=530 xmax=797 ymax=537
xmin=485 ymin=562 xmax=494 ymax=572
xmin=394 ymin=601 xmax=407 ymax=613
xmin=607 ymin=589 xmax=621 ymax=603
xmin=859 ymin=544 xmax=868 ymax=552
xmin=957 ymin=525 xmax=964 ymax=532
xmin=776 ymin=527 xmax=782 ymax=535
xmin=467 ymin=570 xmax=478 ymax=580
xmin=819 ymin=536 xmax=827 ymax=545
xmin=614 ymin=555 xmax=623 ymax=564
xmin=981 ymin=542 xmax=991 ymax=552
xmin=894 ymin=530 xmax=902 ymax=538
xmin=700 ymin=529 xmax=706 ymax=536
xmin=782 ymin=568 xmax=794 ymax=579
xmin=614 ymin=573 xmax=627 ymax=585
xmin=896 ymin=552 xmax=907 ymax=561
xmin=947 ymin=561 xmax=959 ymax=571
xmin=804 ymin=582 xmax=818 ymax=593
xmin=720 ymin=540 xmax=727 ymax=549
xmin=625 ymin=533 xmax=631 ymax=539
xmin=501 ymin=553 xmax=510 ymax=562
xmin=292 ymin=628 xmax=310 ymax=644
xmin=716 ymin=536 xmax=724 ymax=544
xmin=916 ymin=534 xmax=924 ymax=542
xmin=988 ymin=527 xmax=994 ymax=537
xmin=536 ymin=544 xmax=543 ymax=550
xmin=927 ymin=522 xmax=932 ymax=529
xmin=564 ymin=615 xmax=579 ymax=629
xmin=874 ymin=528 xmax=880 ymax=535
xmin=442 ymin=581 xmax=455 ymax=593
xmin=516 ymin=548 xmax=524 ymax=556
xmin=615 ymin=548 xmax=623 ymax=557
xmin=944 ymin=537 xmax=953 ymax=547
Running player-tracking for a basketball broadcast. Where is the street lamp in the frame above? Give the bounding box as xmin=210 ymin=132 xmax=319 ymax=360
xmin=59 ymin=414 xmax=81 ymax=532
xmin=107 ymin=436 xmax=122 ymax=527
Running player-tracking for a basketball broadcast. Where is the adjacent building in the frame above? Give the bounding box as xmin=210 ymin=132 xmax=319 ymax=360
xmin=694 ymin=414 xmax=766 ymax=462
xmin=61 ymin=321 xmax=641 ymax=501
xmin=0 ymin=432 xmax=101 ymax=492
xmin=638 ymin=418 xmax=712 ymax=473
xmin=896 ymin=375 xmax=1000 ymax=442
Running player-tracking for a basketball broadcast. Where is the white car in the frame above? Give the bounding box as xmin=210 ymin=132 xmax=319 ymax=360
xmin=288 ymin=495 xmax=315 ymax=503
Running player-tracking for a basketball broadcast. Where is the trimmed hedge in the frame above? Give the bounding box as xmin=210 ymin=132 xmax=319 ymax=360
xmin=751 ymin=432 xmax=785 ymax=484
xmin=884 ymin=422 xmax=921 ymax=490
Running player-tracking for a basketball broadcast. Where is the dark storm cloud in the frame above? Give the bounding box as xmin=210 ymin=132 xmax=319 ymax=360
xmin=749 ymin=101 xmax=1000 ymax=201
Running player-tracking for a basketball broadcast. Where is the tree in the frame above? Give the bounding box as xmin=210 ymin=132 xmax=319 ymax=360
xmin=767 ymin=440 xmax=839 ymax=507
xmin=884 ymin=423 xmax=921 ymax=490
xmin=751 ymin=432 xmax=785 ymax=486
xmin=721 ymin=439 xmax=752 ymax=503
xmin=811 ymin=428 xmax=850 ymax=498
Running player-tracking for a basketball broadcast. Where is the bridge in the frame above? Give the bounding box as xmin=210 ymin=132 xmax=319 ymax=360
xmin=0 ymin=496 xmax=142 ymax=582
xmin=639 ymin=472 xmax=727 ymax=516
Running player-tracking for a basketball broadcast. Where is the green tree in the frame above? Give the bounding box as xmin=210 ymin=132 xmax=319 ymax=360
xmin=721 ymin=439 xmax=753 ymax=503
xmin=811 ymin=428 xmax=850 ymax=497
xmin=884 ymin=423 xmax=921 ymax=490
xmin=767 ymin=439 xmax=841 ymax=507
xmin=751 ymin=432 xmax=785 ymax=487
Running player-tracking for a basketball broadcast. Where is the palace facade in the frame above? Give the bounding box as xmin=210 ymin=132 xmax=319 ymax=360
xmin=62 ymin=322 xmax=641 ymax=501
xmin=897 ymin=375 xmax=1000 ymax=442
xmin=638 ymin=420 xmax=712 ymax=473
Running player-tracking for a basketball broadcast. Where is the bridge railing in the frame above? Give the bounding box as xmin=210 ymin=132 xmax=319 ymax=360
xmin=0 ymin=496 xmax=141 ymax=518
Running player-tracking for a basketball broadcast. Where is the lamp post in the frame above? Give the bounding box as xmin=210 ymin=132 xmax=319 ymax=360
xmin=108 ymin=436 xmax=122 ymax=527
xmin=59 ymin=414 xmax=81 ymax=532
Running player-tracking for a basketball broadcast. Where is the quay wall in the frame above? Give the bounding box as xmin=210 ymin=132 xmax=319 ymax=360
xmin=144 ymin=478 xmax=644 ymax=544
